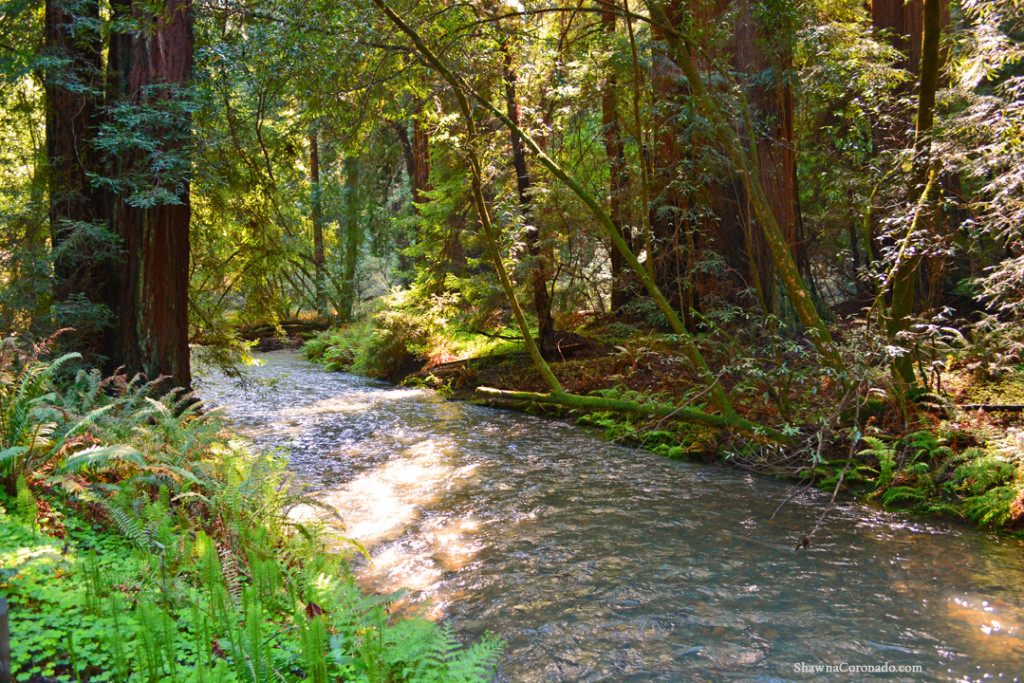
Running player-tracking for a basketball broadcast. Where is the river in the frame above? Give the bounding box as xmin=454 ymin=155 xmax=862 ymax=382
xmin=196 ymin=351 xmax=1024 ymax=682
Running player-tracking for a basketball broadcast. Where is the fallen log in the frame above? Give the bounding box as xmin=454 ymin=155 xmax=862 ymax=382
xmin=957 ymin=404 xmax=1024 ymax=412
xmin=238 ymin=318 xmax=331 ymax=341
xmin=475 ymin=386 xmax=792 ymax=445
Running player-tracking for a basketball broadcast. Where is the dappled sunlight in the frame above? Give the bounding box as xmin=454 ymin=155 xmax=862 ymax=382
xmin=944 ymin=594 xmax=1024 ymax=659
xmin=199 ymin=352 xmax=1024 ymax=681
xmin=281 ymin=389 xmax=424 ymax=418
xmin=280 ymin=398 xmax=374 ymax=417
xmin=313 ymin=439 xmax=478 ymax=547
xmin=295 ymin=437 xmax=488 ymax=615
xmin=357 ymin=515 xmax=485 ymax=621
xmin=234 ymin=422 xmax=305 ymax=439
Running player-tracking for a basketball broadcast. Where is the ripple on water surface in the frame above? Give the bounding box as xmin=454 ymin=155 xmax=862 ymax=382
xmin=197 ymin=351 xmax=1024 ymax=682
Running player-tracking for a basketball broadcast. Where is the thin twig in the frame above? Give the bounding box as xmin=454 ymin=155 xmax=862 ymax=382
xmin=797 ymin=458 xmax=852 ymax=550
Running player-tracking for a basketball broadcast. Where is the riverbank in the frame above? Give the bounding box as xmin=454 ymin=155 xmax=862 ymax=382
xmin=302 ymin=315 xmax=1024 ymax=537
xmin=210 ymin=348 xmax=1024 ymax=682
xmin=0 ymin=346 xmax=501 ymax=681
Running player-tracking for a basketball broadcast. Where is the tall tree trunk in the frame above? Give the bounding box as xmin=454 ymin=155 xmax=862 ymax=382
xmin=647 ymin=15 xmax=691 ymax=320
xmin=310 ymin=128 xmax=326 ymax=313
xmin=412 ymin=119 xmax=432 ymax=206
xmin=871 ymin=0 xmax=924 ymax=149
xmin=623 ymin=0 xmax=654 ymax=277
xmin=338 ymin=156 xmax=361 ymax=322
xmin=886 ymin=0 xmax=944 ymax=384
xmin=392 ymin=117 xmax=433 ymax=206
xmin=645 ymin=0 xmax=804 ymax=318
xmin=103 ymin=0 xmax=193 ymax=390
xmin=391 ymin=116 xmax=432 ymax=282
xmin=43 ymin=0 xmax=105 ymax=350
xmin=501 ymin=39 xmax=556 ymax=357
xmin=734 ymin=0 xmax=805 ymax=301
xmin=646 ymin=0 xmax=768 ymax=320
xmin=645 ymin=0 xmax=845 ymax=373
xmin=600 ymin=4 xmax=636 ymax=312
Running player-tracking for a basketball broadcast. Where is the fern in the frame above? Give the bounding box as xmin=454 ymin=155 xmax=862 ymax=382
xmin=952 ymin=456 xmax=1015 ymax=495
xmin=15 ymin=475 xmax=36 ymax=527
xmin=220 ymin=546 xmax=243 ymax=608
xmin=423 ymin=623 xmax=502 ymax=683
xmin=60 ymin=444 xmax=145 ymax=474
xmin=103 ymin=502 xmax=153 ymax=550
xmin=935 ymin=447 xmax=980 ymax=480
xmin=859 ymin=436 xmax=895 ymax=489
xmin=881 ymin=486 xmax=928 ymax=507
xmin=0 ymin=353 xmax=80 ymax=484
xmin=924 ymin=502 xmax=964 ymax=518
xmin=905 ymin=430 xmax=954 ymax=464
xmin=302 ymin=337 xmax=328 ymax=360
xmin=963 ymin=486 xmax=1018 ymax=527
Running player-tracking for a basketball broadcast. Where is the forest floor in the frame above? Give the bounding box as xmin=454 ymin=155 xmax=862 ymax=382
xmin=299 ymin=312 xmax=1024 ymax=534
xmin=406 ymin=317 xmax=1017 ymax=446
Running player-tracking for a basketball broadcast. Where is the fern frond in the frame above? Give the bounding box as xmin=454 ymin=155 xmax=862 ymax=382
xmin=963 ymin=486 xmax=1018 ymax=527
xmin=103 ymin=503 xmax=152 ymax=550
xmin=61 ymin=445 xmax=145 ymax=474
xmin=881 ymin=486 xmax=928 ymax=507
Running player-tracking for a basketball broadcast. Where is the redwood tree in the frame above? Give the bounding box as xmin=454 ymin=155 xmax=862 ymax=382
xmin=310 ymin=127 xmax=326 ymax=313
xmin=500 ymin=33 xmax=557 ymax=357
xmin=645 ymin=0 xmax=804 ymax=319
xmin=44 ymin=0 xmax=196 ymax=389
xmin=101 ymin=0 xmax=194 ymax=390
xmin=43 ymin=0 xmax=108 ymax=350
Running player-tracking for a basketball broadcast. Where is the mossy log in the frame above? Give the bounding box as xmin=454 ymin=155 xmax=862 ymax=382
xmin=238 ymin=318 xmax=331 ymax=341
xmin=476 ymin=386 xmax=792 ymax=445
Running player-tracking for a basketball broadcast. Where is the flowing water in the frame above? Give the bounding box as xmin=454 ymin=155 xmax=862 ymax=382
xmin=196 ymin=351 xmax=1024 ymax=682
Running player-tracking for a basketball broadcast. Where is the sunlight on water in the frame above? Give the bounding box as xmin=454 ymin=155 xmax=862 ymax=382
xmin=197 ymin=351 xmax=1024 ymax=683
xmin=315 ymin=439 xmax=456 ymax=544
xmin=282 ymin=399 xmax=375 ymax=415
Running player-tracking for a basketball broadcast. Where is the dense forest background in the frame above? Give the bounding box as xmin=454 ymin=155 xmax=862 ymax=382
xmin=0 ymin=0 xmax=1017 ymax=371
xmin=1 ymin=0 xmax=1023 ymax=509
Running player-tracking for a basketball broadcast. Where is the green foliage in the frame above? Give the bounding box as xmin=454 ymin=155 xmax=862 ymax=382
xmin=0 ymin=356 xmax=501 ymax=681
xmin=950 ymin=452 xmax=1016 ymax=496
xmin=859 ymin=435 xmax=896 ymax=489
xmin=853 ymin=426 xmax=1023 ymax=529
xmin=880 ymin=485 xmax=929 ymax=507
xmin=306 ymin=284 xmax=523 ymax=380
xmin=0 ymin=349 xmax=81 ymax=489
xmin=1 ymin=498 xmax=500 ymax=683
xmin=962 ymin=486 xmax=1019 ymax=527
xmin=952 ymin=315 xmax=1024 ymax=381
xmin=15 ymin=474 xmax=35 ymax=527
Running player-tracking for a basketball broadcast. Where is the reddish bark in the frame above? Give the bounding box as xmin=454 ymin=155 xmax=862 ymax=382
xmin=393 ymin=117 xmax=432 ymax=205
xmin=44 ymin=0 xmax=103 ymax=308
xmin=733 ymin=0 xmax=805 ymax=287
xmin=645 ymin=0 xmax=804 ymax=315
xmin=647 ymin=0 xmax=698 ymax=321
xmin=412 ymin=119 xmax=433 ymax=204
xmin=104 ymin=0 xmax=194 ymax=389
xmin=870 ymin=0 xmax=950 ymax=146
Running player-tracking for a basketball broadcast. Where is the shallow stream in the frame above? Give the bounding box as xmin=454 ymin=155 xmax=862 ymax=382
xmin=197 ymin=351 xmax=1024 ymax=682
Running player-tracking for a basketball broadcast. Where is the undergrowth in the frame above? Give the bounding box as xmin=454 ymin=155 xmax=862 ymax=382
xmin=852 ymin=429 xmax=1024 ymax=528
xmin=303 ymin=288 xmax=522 ymax=379
xmin=0 ymin=341 xmax=502 ymax=681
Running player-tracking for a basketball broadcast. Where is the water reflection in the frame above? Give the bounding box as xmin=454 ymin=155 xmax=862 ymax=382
xmin=196 ymin=351 xmax=1024 ymax=683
